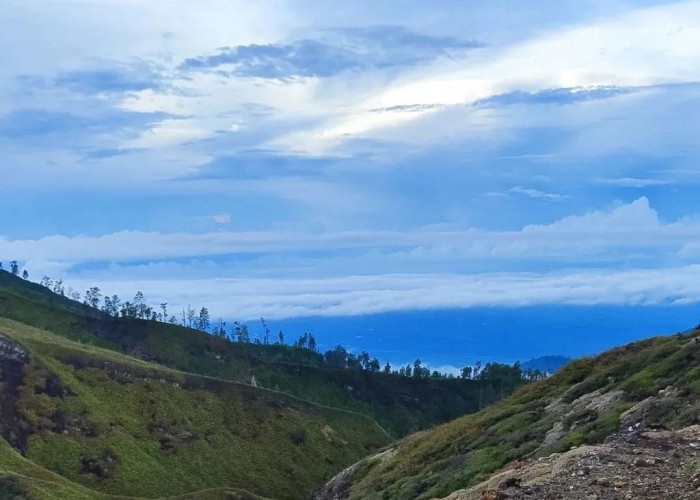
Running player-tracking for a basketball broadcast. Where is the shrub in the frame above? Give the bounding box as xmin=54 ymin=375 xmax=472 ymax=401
xmin=289 ymin=427 xmax=307 ymax=445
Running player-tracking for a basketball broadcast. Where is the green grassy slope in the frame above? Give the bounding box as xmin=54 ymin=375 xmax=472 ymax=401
xmin=0 ymin=318 xmax=390 ymax=500
xmin=0 ymin=272 xmax=511 ymax=438
xmin=334 ymin=328 xmax=700 ymax=500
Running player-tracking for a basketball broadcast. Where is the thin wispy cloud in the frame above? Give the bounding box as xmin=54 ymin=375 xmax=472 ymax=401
xmin=508 ymin=186 xmax=568 ymax=202
xmin=595 ymin=177 xmax=671 ymax=188
xmin=180 ymin=27 xmax=483 ymax=78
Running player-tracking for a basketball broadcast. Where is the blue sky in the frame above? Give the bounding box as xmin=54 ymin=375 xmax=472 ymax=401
xmin=2 ymin=0 xmax=700 ymax=367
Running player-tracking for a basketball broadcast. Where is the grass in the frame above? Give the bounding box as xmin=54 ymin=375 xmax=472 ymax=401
xmin=339 ymin=327 xmax=700 ymax=500
xmin=0 ymin=271 xmax=512 ymax=438
xmin=0 ymin=318 xmax=391 ymax=500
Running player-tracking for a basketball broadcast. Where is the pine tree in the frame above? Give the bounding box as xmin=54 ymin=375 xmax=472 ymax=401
xmin=197 ymin=307 xmax=210 ymax=331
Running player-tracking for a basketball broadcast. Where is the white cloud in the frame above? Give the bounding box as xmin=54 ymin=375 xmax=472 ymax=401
xmin=1 ymin=197 xmax=694 ymax=268
xmin=5 ymin=196 xmax=700 ymax=320
xmin=595 ymin=177 xmax=670 ymax=188
xmin=272 ymin=1 xmax=700 ymax=153
xmin=58 ymin=265 xmax=700 ymax=320
xmin=523 ymin=197 xmax=660 ymax=233
xmin=509 ymin=186 xmax=567 ymax=201
xmin=212 ymin=214 xmax=231 ymax=224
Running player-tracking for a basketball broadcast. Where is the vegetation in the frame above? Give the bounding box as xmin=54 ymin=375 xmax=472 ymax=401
xmin=0 ymin=270 xmax=528 ymax=438
xmin=335 ymin=327 xmax=700 ymax=499
xmin=31 ymin=270 xmax=547 ymax=382
xmin=0 ymin=317 xmax=389 ymax=500
xmin=0 ymin=267 xmax=533 ymax=499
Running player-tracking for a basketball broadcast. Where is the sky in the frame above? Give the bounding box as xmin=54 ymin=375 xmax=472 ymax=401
xmin=1 ymin=0 xmax=700 ymax=368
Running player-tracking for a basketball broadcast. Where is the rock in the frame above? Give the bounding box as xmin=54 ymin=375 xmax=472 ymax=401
xmin=593 ymin=477 xmax=611 ymax=487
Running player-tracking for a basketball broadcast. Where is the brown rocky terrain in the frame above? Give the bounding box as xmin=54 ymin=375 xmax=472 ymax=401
xmin=440 ymin=425 xmax=700 ymax=500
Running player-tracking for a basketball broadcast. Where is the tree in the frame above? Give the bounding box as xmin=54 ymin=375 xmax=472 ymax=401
xmin=277 ymin=330 xmax=285 ymax=345
xmin=120 ymin=301 xmax=137 ymax=318
xmin=40 ymin=276 xmax=53 ymax=288
xmin=183 ymin=305 xmax=196 ymax=328
xmin=294 ymin=333 xmax=309 ymax=349
xmin=197 ymin=307 xmax=210 ymax=331
xmin=102 ymin=296 xmax=114 ymax=316
xmin=460 ymin=365 xmax=473 ymax=380
xmin=308 ymin=333 xmax=317 ymax=351
xmin=473 ymin=361 xmax=482 ymax=379
xmin=323 ymin=345 xmax=347 ymax=368
xmin=413 ymin=359 xmax=424 ymax=378
xmin=358 ymin=351 xmax=371 ymax=369
xmin=213 ymin=319 xmax=226 ymax=338
xmin=106 ymin=295 xmax=121 ymax=316
xmin=52 ymin=279 xmax=64 ymax=296
xmin=22 ymin=270 xmax=28 ymax=279
xmin=368 ymin=357 xmax=381 ymax=372
xmin=260 ymin=317 xmax=270 ymax=345
xmin=160 ymin=303 xmax=168 ymax=322
xmin=10 ymin=261 xmax=18 ymax=275
xmin=133 ymin=291 xmax=150 ymax=319
xmin=84 ymin=287 xmax=102 ymax=309
xmin=233 ymin=322 xmax=250 ymax=343
xmin=346 ymin=354 xmax=361 ymax=369
xmin=383 ymin=362 xmax=391 ymax=374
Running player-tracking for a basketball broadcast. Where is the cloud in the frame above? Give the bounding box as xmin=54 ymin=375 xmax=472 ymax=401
xmin=58 ymin=265 xmax=700 ymax=320
xmin=0 ymin=108 xmax=172 ymax=142
xmin=523 ymin=197 xmax=659 ymax=233
xmin=3 ymin=197 xmax=697 ymax=278
xmin=212 ymin=214 xmax=231 ymax=224
xmin=180 ymin=26 xmax=483 ymax=78
xmin=52 ymin=65 xmax=165 ymax=95
xmin=0 ymin=110 xmax=94 ymax=139
xmin=274 ymin=1 xmax=700 ymax=153
xmin=595 ymin=177 xmax=671 ymax=188
xmin=2 ymin=0 xmax=700 ymax=327
xmin=474 ymin=86 xmax=635 ymax=108
xmin=509 ymin=186 xmax=567 ymax=201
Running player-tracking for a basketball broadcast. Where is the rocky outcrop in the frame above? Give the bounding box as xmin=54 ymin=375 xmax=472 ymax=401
xmin=438 ymin=425 xmax=700 ymax=500
xmin=314 ymin=448 xmax=396 ymax=500
xmin=0 ymin=333 xmax=29 ymax=451
xmin=620 ymin=386 xmax=683 ymax=431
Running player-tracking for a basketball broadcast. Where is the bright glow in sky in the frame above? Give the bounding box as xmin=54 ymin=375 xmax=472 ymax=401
xmin=1 ymin=0 xmax=700 ymax=328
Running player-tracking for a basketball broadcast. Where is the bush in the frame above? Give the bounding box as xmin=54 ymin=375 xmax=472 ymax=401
xmin=289 ymin=427 xmax=307 ymax=445
xmin=0 ymin=475 xmax=22 ymax=498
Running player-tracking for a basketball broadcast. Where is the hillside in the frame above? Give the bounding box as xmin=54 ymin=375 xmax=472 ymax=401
xmin=0 ymin=272 xmax=525 ymax=499
xmin=0 ymin=317 xmax=390 ymax=500
xmin=0 ymin=272 xmax=516 ymax=438
xmin=315 ymin=326 xmax=700 ymax=499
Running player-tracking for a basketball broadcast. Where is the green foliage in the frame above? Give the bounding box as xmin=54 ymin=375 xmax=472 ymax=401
xmin=0 ymin=475 xmax=22 ymax=498
xmin=340 ymin=327 xmax=700 ymax=499
xmin=0 ymin=272 xmax=517 ymax=438
xmin=0 ymin=318 xmax=390 ymax=500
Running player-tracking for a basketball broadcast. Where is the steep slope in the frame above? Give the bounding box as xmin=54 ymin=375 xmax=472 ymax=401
xmin=316 ymin=327 xmax=700 ymax=499
xmin=0 ymin=317 xmax=390 ymax=500
xmin=440 ymin=425 xmax=700 ymax=500
xmin=0 ymin=272 xmax=514 ymax=438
